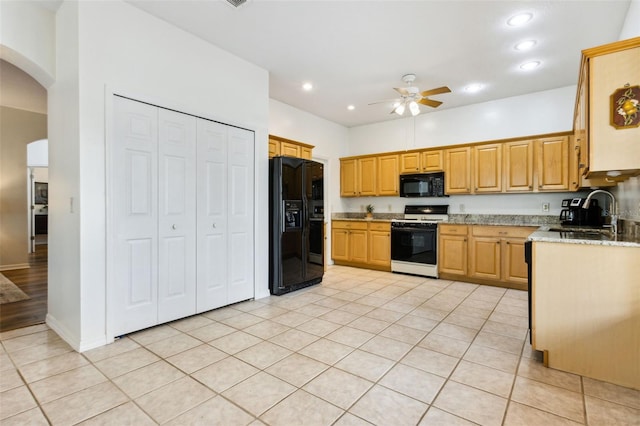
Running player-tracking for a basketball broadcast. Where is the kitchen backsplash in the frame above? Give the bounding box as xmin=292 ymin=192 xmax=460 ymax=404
xmin=618 ymin=176 xmax=640 ymax=222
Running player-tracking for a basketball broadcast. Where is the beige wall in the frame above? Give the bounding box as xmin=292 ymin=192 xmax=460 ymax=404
xmin=0 ymin=106 xmax=47 ymax=269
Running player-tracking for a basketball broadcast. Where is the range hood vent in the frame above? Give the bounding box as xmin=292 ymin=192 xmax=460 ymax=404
xmin=226 ymin=0 xmax=247 ymax=7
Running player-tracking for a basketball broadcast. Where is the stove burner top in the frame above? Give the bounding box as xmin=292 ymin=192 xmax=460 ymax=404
xmin=399 ymin=204 xmax=449 ymax=223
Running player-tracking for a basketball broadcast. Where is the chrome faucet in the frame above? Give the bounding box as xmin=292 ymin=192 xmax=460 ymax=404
xmin=583 ymin=189 xmax=618 ymax=234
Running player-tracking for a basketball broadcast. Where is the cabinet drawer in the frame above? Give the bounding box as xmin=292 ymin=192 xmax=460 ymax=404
xmin=439 ymin=224 xmax=468 ymax=235
xmin=332 ymin=220 xmax=368 ymax=230
xmin=472 ymin=225 xmax=536 ymax=238
xmin=368 ymin=222 xmax=391 ymax=232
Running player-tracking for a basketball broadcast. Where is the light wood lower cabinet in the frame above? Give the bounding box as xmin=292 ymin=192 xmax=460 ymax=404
xmin=439 ymin=225 xmax=468 ymax=276
xmin=332 ymin=220 xmax=391 ymax=271
xmin=440 ymin=224 xmax=536 ymax=290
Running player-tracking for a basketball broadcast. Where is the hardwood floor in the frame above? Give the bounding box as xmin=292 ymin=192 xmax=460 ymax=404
xmin=0 ymin=245 xmax=47 ymax=332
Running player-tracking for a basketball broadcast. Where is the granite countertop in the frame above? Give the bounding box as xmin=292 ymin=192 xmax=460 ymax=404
xmin=331 ymin=212 xmax=640 ymax=247
xmin=528 ymin=226 xmax=640 ymax=248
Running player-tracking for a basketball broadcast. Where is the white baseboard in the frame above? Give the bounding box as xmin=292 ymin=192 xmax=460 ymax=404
xmin=46 ymin=314 xmax=109 ymax=353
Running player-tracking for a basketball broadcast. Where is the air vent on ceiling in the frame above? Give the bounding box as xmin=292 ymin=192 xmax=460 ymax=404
xmin=226 ymin=0 xmax=247 ymax=7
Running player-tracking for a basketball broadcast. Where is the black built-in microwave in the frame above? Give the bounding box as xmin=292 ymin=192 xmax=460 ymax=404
xmin=399 ymin=172 xmax=446 ymax=197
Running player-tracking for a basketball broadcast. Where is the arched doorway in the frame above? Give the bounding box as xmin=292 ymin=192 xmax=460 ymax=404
xmin=0 ymin=60 xmax=49 ymax=331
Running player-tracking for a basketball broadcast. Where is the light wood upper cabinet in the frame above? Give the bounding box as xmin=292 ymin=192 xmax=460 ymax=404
xmin=422 ymin=150 xmax=443 ymax=172
xmin=400 ymin=150 xmax=443 ymax=173
xmin=340 ymin=154 xmax=397 ymax=197
xmin=340 ymin=158 xmax=358 ymax=197
xmin=377 ymin=154 xmax=399 ymax=196
xmin=280 ymin=141 xmax=300 ymax=158
xmin=580 ymin=38 xmax=640 ymax=177
xmin=400 ymin=152 xmax=421 ymax=173
xmin=268 ymin=138 xmax=280 ymax=158
xmin=300 ymin=146 xmax=313 ymax=160
xmin=268 ymin=135 xmax=314 ymax=160
xmin=358 ymin=157 xmax=377 ymax=196
xmin=445 ymin=147 xmax=472 ymax=194
xmin=536 ymin=136 xmax=569 ymax=191
xmin=504 ymin=140 xmax=533 ymax=192
xmin=473 ymin=143 xmax=502 ymax=193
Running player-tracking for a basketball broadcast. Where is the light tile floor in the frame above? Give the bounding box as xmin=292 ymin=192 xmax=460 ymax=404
xmin=1 ymin=265 xmax=638 ymax=425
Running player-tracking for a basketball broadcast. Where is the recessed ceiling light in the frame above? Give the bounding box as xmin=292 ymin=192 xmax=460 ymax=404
xmin=520 ymin=60 xmax=541 ymax=70
xmin=302 ymin=82 xmax=313 ymax=91
xmin=464 ymin=83 xmax=484 ymax=93
xmin=507 ymin=12 xmax=533 ymax=27
xmin=347 ymin=105 xmax=355 ymax=111
xmin=515 ymin=40 xmax=536 ymax=51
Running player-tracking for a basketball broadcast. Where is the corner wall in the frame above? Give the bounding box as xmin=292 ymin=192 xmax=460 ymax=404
xmin=48 ymin=0 xmax=269 ymax=350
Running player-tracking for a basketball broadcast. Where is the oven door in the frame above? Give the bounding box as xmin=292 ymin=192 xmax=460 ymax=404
xmin=391 ymin=225 xmax=437 ymax=265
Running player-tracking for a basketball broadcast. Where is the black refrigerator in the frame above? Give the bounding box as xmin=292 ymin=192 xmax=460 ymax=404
xmin=269 ymin=156 xmax=324 ymax=295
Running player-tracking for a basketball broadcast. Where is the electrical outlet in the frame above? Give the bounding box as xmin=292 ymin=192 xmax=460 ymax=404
xmin=388 ymin=204 xmax=392 ymax=212
xmin=542 ymin=202 xmax=550 ymax=212
xmin=459 ymin=203 xmax=465 ymax=213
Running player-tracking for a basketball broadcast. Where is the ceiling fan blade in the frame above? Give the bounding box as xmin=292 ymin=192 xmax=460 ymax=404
xmin=393 ymin=87 xmax=410 ymax=96
xmin=368 ymin=98 xmax=401 ymax=105
xmin=420 ymin=86 xmax=451 ymax=97
xmin=418 ymin=98 xmax=443 ymax=108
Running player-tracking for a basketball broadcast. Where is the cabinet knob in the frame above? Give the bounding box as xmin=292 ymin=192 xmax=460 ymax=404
xmin=212 ymin=223 xmax=216 ymax=228
xmin=171 ymin=224 xmax=177 ymax=230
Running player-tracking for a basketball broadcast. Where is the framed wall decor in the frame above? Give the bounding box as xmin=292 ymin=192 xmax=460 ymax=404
xmin=34 ymin=182 xmax=48 ymax=205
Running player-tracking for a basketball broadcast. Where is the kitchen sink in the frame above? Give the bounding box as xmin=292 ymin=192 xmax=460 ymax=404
xmin=545 ymin=226 xmax=614 ymax=240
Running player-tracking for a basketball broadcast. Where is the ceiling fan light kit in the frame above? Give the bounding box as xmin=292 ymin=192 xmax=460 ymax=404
xmin=376 ymin=73 xmax=450 ymax=116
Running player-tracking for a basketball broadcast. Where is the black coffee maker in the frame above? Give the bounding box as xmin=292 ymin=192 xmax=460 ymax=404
xmin=560 ymin=198 xmax=603 ymax=227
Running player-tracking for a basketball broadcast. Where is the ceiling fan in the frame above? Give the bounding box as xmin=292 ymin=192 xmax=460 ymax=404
xmin=370 ymin=74 xmax=451 ymax=116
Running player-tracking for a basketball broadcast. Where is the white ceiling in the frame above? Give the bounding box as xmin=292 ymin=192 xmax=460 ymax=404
xmin=34 ymin=0 xmax=632 ymax=127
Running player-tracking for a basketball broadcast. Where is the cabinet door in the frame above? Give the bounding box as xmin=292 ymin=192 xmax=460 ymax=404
xmin=196 ymin=120 xmax=229 ymax=312
xmin=503 ymin=238 xmax=528 ymax=288
xmin=422 ymin=150 xmax=443 ymax=172
xmin=368 ymin=230 xmax=390 ymax=268
xmin=358 ymin=157 xmax=377 ymax=196
xmin=439 ymin=235 xmax=467 ymax=276
xmin=280 ymin=142 xmax=300 ymax=157
xmin=468 ymin=236 xmax=501 ymax=280
xmin=340 ymin=159 xmax=358 ymax=197
xmin=157 ymin=109 xmax=197 ymax=323
xmin=331 ymin=229 xmax=349 ymax=261
xmin=400 ymin=152 xmax=421 ymax=173
xmin=474 ymin=144 xmax=502 ymax=193
xmin=300 ymin=146 xmax=313 ymax=160
xmin=227 ymin=127 xmax=255 ymax=304
xmin=268 ymin=138 xmax=279 ymax=158
xmin=445 ymin=147 xmax=472 ymax=194
xmin=536 ymin=136 xmax=569 ymax=191
xmin=378 ymin=154 xmax=399 ymax=196
xmin=112 ymin=97 xmax=159 ymax=336
xmin=349 ymin=230 xmax=368 ymax=263
xmin=504 ymin=140 xmax=533 ymax=192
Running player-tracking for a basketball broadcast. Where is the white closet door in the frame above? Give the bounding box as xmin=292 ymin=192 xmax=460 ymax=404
xmin=196 ymin=120 xmax=229 ymax=312
xmin=112 ymin=97 xmax=159 ymax=336
xmin=157 ymin=109 xmax=197 ymax=323
xmin=227 ymin=127 xmax=255 ymax=304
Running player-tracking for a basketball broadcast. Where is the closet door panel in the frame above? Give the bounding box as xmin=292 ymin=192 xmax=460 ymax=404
xmin=112 ymin=97 xmax=159 ymax=336
xmin=158 ymin=109 xmax=196 ymax=323
xmin=196 ymin=120 xmax=229 ymax=312
xmin=227 ymin=128 xmax=254 ymax=303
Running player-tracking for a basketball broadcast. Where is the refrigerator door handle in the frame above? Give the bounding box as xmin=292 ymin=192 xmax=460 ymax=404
xmin=282 ymin=200 xmax=286 ymax=233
